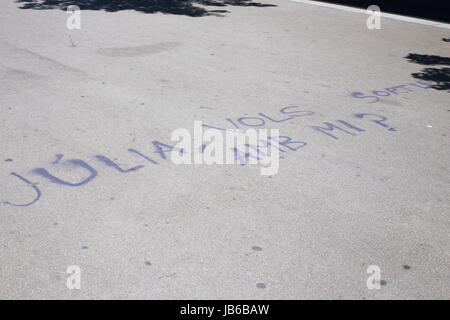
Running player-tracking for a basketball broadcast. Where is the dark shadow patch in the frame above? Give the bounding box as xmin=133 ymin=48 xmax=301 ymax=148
xmin=15 ymin=0 xmax=276 ymax=17
xmin=405 ymin=53 xmax=450 ymax=66
xmin=412 ymin=68 xmax=450 ymax=91
xmin=405 ymin=53 xmax=450 ymax=92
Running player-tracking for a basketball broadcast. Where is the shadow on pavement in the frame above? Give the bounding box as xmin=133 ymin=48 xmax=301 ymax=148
xmin=405 ymin=53 xmax=450 ymax=92
xmin=15 ymin=0 xmax=276 ymax=17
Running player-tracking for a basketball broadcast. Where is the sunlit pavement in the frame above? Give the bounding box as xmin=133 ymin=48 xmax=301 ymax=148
xmin=0 ymin=0 xmax=449 ymax=299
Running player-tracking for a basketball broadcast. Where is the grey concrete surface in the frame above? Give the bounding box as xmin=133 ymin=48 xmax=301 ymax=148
xmin=0 ymin=0 xmax=449 ymax=299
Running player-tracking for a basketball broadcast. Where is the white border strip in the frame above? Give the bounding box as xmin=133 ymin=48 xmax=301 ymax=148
xmin=289 ymin=0 xmax=450 ymax=29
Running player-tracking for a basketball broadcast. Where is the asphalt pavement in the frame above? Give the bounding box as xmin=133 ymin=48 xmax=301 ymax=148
xmin=0 ymin=0 xmax=449 ymax=299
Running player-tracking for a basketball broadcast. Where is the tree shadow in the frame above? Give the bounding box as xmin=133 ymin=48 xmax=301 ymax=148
xmin=405 ymin=53 xmax=450 ymax=92
xmin=16 ymin=0 xmax=276 ymax=17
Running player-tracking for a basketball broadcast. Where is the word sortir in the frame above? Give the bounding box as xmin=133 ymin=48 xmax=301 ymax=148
xmin=350 ymin=80 xmax=434 ymax=103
